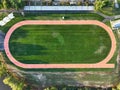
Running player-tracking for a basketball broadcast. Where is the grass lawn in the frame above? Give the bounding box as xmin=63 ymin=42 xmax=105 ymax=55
xmin=9 ymin=25 xmax=111 ymax=64
xmin=0 ymin=13 xmax=104 ymax=33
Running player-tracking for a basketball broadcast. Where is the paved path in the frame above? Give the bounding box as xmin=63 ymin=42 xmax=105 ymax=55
xmin=95 ymin=12 xmax=114 ymax=22
xmin=4 ymin=20 xmax=116 ymax=69
xmin=96 ymin=12 xmax=120 ymax=22
xmin=96 ymin=12 xmax=110 ymax=19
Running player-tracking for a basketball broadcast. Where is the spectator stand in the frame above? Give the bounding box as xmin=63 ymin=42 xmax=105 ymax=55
xmin=0 ymin=13 xmax=15 ymax=26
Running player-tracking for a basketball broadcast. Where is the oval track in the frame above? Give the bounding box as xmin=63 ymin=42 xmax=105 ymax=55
xmin=4 ymin=20 xmax=116 ymax=69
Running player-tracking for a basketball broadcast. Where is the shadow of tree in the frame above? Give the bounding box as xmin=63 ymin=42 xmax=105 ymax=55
xmin=10 ymin=42 xmax=48 ymax=56
xmin=10 ymin=28 xmax=28 ymax=40
xmin=9 ymin=42 xmax=49 ymax=64
xmin=20 ymin=59 xmax=49 ymax=64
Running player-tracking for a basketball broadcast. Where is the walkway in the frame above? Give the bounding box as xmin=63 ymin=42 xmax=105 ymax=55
xmin=96 ymin=12 xmax=120 ymax=22
xmin=4 ymin=20 xmax=116 ymax=69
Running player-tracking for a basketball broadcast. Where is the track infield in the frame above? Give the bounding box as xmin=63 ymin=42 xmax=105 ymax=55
xmin=4 ymin=20 xmax=116 ymax=69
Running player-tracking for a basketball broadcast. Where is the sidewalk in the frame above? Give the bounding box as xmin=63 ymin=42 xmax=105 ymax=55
xmin=96 ymin=11 xmax=120 ymax=22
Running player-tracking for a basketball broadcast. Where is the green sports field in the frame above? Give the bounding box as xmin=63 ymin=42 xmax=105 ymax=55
xmin=9 ymin=25 xmax=111 ymax=64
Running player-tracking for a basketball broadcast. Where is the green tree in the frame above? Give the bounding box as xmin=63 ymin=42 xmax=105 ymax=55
xmin=0 ymin=56 xmax=7 ymax=77
xmin=94 ymin=0 xmax=106 ymax=11
xmin=0 ymin=0 xmax=3 ymax=9
xmin=0 ymin=65 xmax=6 ymax=77
xmin=77 ymin=1 xmax=82 ymax=6
xmin=3 ymin=76 xmax=25 ymax=90
xmin=113 ymin=83 xmax=120 ymax=90
xmin=0 ymin=0 xmax=23 ymax=9
xmin=44 ymin=87 xmax=57 ymax=90
xmin=9 ymin=0 xmax=22 ymax=9
xmin=2 ymin=0 xmax=8 ymax=9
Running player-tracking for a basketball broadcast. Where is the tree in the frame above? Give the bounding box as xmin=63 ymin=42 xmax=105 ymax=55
xmin=44 ymin=87 xmax=57 ymax=90
xmin=112 ymin=83 xmax=120 ymax=90
xmin=3 ymin=76 xmax=25 ymax=90
xmin=60 ymin=1 xmax=66 ymax=6
xmin=0 ymin=65 xmax=6 ymax=77
xmin=0 ymin=0 xmax=3 ymax=9
xmin=0 ymin=57 xmax=7 ymax=77
xmin=0 ymin=0 xmax=23 ymax=9
xmin=2 ymin=0 xmax=8 ymax=9
xmin=85 ymin=1 xmax=89 ymax=6
xmin=77 ymin=1 xmax=82 ymax=6
xmin=9 ymin=0 xmax=22 ymax=9
xmin=94 ymin=0 xmax=106 ymax=11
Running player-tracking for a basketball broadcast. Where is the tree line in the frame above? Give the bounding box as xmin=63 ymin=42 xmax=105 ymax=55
xmin=0 ymin=0 xmax=24 ymax=9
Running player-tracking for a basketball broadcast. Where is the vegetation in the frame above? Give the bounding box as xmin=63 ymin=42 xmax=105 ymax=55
xmin=0 ymin=0 xmax=23 ymax=9
xmin=0 ymin=54 xmax=7 ymax=77
xmin=0 ymin=53 xmax=25 ymax=90
xmin=94 ymin=0 xmax=111 ymax=11
xmin=94 ymin=0 xmax=120 ymax=15
xmin=3 ymin=76 xmax=25 ymax=90
xmin=0 ymin=13 xmax=104 ymax=33
xmin=113 ymin=83 xmax=120 ymax=90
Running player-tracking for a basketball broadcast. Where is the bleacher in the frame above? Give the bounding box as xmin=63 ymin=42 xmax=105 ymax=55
xmin=24 ymin=6 xmax=94 ymax=11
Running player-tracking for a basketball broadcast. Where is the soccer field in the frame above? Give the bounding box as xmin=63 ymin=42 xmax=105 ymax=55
xmin=9 ymin=25 xmax=111 ymax=64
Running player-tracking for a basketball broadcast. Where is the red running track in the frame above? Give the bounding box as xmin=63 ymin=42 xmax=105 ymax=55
xmin=4 ymin=20 xmax=116 ymax=69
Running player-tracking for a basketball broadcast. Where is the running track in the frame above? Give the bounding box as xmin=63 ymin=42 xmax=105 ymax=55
xmin=4 ymin=20 xmax=116 ymax=69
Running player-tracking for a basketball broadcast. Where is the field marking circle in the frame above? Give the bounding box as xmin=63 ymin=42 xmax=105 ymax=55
xmin=4 ymin=20 xmax=116 ymax=68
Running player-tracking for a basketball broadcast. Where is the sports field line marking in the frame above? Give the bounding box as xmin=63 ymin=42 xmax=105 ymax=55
xmin=4 ymin=20 xmax=116 ymax=69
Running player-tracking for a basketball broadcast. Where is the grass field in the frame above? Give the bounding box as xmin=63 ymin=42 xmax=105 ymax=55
xmin=1 ymin=13 xmax=118 ymax=71
xmin=9 ymin=25 xmax=111 ymax=64
xmin=0 ymin=13 xmax=104 ymax=33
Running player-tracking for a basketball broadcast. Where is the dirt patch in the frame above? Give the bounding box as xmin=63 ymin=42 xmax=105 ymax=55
xmin=94 ymin=46 xmax=106 ymax=54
